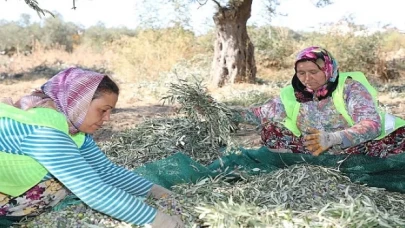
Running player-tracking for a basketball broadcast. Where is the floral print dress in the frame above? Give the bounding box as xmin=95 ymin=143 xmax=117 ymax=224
xmin=233 ymin=79 xmax=405 ymax=158
xmin=0 ymin=179 xmax=68 ymax=217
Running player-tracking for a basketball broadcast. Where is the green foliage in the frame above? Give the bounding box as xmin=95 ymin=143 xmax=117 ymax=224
xmin=162 ymin=79 xmax=236 ymax=149
xmin=41 ymin=15 xmax=81 ymax=52
xmin=81 ymin=23 xmax=137 ymax=52
xmin=0 ymin=14 xmax=139 ymax=54
xmin=249 ymin=26 xmax=301 ymax=68
xmin=381 ymin=29 xmax=405 ymax=52
xmin=0 ymin=15 xmax=38 ymax=51
xmin=0 ymin=21 xmax=25 ymax=50
xmin=0 ymin=14 xmax=79 ymax=52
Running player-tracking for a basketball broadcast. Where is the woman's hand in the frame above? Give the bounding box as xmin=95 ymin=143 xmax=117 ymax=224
xmin=151 ymin=210 xmax=184 ymax=228
xmin=303 ymin=128 xmax=343 ymax=156
xmin=148 ymin=184 xmax=173 ymax=199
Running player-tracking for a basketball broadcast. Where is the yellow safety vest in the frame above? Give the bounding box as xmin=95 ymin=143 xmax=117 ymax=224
xmin=0 ymin=103 xmax=85 ymax=196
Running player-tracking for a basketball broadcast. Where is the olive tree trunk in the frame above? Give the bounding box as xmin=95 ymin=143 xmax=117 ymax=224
xmin=210 ymin=0 xmax=256 ymax=87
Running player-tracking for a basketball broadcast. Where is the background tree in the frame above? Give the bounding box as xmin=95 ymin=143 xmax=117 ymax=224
xmin=41 ymin=14 xmax=81 ymax=52
xmin=204 ymin=0 xmax=333 ymax=87
xmin=134 ymin=0 xmax=334 ymax=87
xmin=83 ymin=22 xmax=137 ymax=52
xmin=209 ymin=0 xmax=256 ymax=87
xmin=0 ymin=14 xmax=37 ymax=54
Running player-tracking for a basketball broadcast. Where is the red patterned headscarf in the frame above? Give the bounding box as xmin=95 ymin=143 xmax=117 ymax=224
xmin=5 ymin=67 xmax=105 ymax=134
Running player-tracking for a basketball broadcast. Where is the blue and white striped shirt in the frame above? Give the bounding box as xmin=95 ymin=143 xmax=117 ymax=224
xmin=0 ymin=117 xmax=157 ymax=225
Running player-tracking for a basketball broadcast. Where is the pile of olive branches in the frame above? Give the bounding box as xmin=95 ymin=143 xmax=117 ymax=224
xmin=161 ymin=79 xmax=237 ymax=147
xmin=100 ymin=79 xmax=238 ymax=168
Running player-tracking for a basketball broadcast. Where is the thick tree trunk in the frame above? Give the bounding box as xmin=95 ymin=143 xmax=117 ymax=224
xmin=211 ymin=0 xmax=256 ymax=87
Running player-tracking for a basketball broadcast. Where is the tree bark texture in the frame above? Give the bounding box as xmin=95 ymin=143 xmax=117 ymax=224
xmin=211 ymin=0 xmax=256 ymax=87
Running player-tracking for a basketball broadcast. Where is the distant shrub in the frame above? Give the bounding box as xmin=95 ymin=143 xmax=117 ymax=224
xmin=81 ymin=23 xmax=137 ymax=52
xmin=250 ymin=26 xmax=300 ymax=69
xmin=381 ymin=30 xmax=405 ymax=53
xmin=40 ymin=16 xmax=81 ymax=52
xmin=109 ymin=27 xmax=205 ymax=82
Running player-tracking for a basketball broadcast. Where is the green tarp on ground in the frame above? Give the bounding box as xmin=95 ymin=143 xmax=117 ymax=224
xmin=3 ymin=147 xmax=405 ymax=226
xmin=136 ymin=146 xmax=405 ymax=193
xmin=0 ymin=219 xmax=13 ymax=228
xmin=134 ymin=152 xmax=214 ymax=187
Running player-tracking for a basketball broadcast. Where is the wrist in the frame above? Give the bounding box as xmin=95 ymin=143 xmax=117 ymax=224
xmin=328 ymin=131 xmax=343 ymax=146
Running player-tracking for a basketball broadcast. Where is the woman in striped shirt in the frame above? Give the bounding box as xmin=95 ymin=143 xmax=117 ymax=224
xmin=0 ymin=67 xmax=183 ymax=227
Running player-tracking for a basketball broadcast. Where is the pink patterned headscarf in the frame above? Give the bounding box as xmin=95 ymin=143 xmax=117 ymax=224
xmin=5 ymin=67 xmax=105 ymax=134
xmin=295 ymin=46 xmax=339 ymax=83
xmin=292 ymin=46 xmax=340 ymax=102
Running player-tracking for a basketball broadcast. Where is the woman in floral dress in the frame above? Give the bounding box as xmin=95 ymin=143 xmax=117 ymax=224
xmin=233 ymin=46 xmax=405 ymax=158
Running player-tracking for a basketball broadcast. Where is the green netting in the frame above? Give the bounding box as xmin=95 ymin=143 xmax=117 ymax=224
xmin=0 ymin=218 xmax=13 ymax=228
xmin=135 ymin=146 xmax=405 ymax=193
xmin=51 ymin=194 xmax=82 ymax=212
xmin=209 ymin=147 xmax=405 ymax=193
xmin=4 ymin=146 xmax=405 ymax=227
xmin=133 ymin=152 xmax=215 ymax=188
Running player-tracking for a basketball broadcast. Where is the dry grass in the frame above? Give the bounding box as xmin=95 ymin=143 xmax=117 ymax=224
xmin=108 ymin=28 xmax=205 ymax=83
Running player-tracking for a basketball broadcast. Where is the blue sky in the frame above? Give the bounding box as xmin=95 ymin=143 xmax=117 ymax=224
xmin=0 ymin=0 xmax=403 ymax=34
